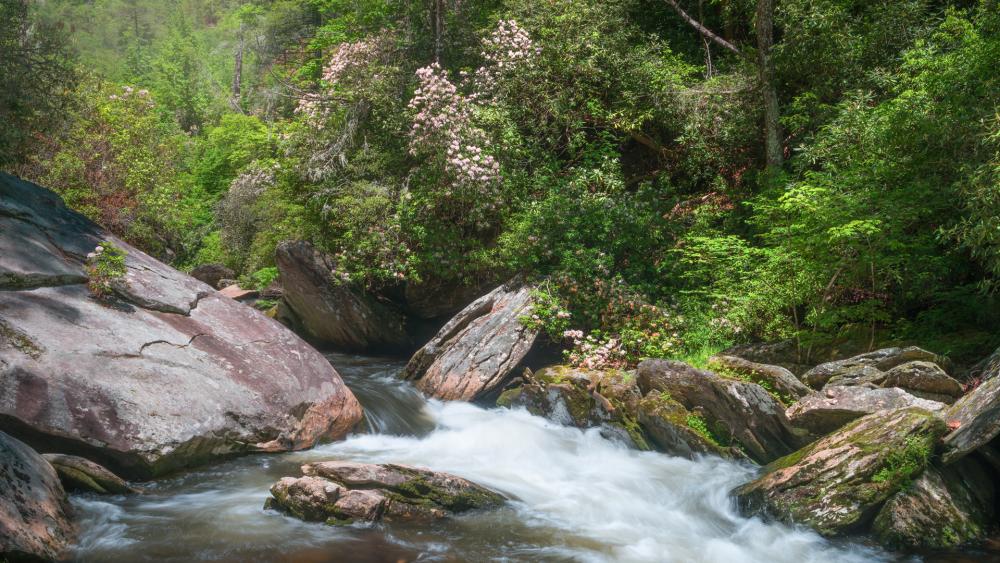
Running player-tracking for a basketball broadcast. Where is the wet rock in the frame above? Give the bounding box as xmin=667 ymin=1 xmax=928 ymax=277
xmin=0 ymin=432 xmax=76 ymax=561
xmin=707 ymin=355 xmax=811 ymax=402
xmin=403 ymin=280 xmax=537 ymax=402
xmin=0 ymin=174 xmax=363 ymax=478
xmin=497 ymin=366 xmax=650 ymax=449
xmin=42 ymin=453 xmax=137 ymax=495
xmin=802 ymin=347 xmax=941 ymax=389
xmin=732 ymin=407 xmax=948 ymax=537
xmin=880 ymin=361 xmax=964 ymax=404
xmin=941 ymin=375 xmax=1000 ymax=464
xmin=872 ymin=458 xmax=995 ymax=549
xmin=275 ymin=240 xmax=409 ymax=352
xmin=787 ymin=386 xmax=946 ymax=437
xmin=266 ymin=461 xmax=505 ymax=525
xmin=189 ymin=263 xmax=234 ymax=290
xmin=718 ymin=340 xmax=812 ymax=376
xmin=637 ymin=359 xmax=804 ymax=464
xmin=636 ymin=393 xmax=737 ymax=460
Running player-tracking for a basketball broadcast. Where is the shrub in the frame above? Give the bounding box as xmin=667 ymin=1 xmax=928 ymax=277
xmin=86 ymin=241 xmax=128 ymax=299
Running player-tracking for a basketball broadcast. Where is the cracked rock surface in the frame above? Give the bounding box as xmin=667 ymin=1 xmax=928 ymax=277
xmin=0 ymin=173 xmax=363 ymax=478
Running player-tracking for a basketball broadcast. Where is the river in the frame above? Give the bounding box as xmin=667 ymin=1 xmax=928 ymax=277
xmin=69 ymin=353 xmax=976 ymax=562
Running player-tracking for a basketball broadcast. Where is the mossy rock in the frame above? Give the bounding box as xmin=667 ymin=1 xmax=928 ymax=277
xmin=732 ymin=407 xmax=948 ymax=537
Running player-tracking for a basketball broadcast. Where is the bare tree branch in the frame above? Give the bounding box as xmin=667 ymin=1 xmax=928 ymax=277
xmin=663 ymin=0 xmax=741 ymax=55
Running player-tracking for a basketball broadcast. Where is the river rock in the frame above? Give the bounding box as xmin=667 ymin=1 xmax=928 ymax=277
xmin=497 ymin=366 xmax=650 ymax=449
xmin=266 ymin=461 xmax=505 ymax=524
xmin=403 ymin=280 xmax=538 ymax=402
xmin=941 ymin=375 xmax=1000 ymax=464
xmin=637 ymin=359 xmax=804 ymax=464
xmin=43 ymin=453 xmax=136 ymax=495
xmin=189 ymin=263 xmax=234 ymax=289
xmin=880 ymin=361 xmax=964 ymax=404
xmin=823 ymin=365 xmax=887 ymax=389
xmin=787 ymin=386 xmax=946 ymax=437
xmin=274 ymin=240 xmax=409 ymax=352
xmin=872 ymin=458 xmax=995 ymax=549
xmin=802 ymin=346 xmax=941 ymax=389
xmin=0 ymin=173 xmax=363 ymax=478
xmin=707 ymin=355 xmax=811 ymax=402
xmin=732 ymin=407 xmax=948 ymax=537
xmin=1 ymin=432 xmax=76 ymax=561
xmin=636 ymin=393 xmax=737 ymax=460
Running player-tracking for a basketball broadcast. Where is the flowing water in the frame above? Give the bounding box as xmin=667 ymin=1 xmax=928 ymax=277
xmin=71 ymin=353 xmax=941 ymax=562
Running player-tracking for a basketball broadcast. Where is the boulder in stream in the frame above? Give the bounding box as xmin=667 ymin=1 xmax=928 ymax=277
xmin=637 ymin=359 xmax=804 ymax=464
xmin=706 ymin=355 xmax=811 ymax=402
xmin=0 ymin=173 xmax=363 ymax=478
xmin=497 ymin=366 xmax=650 ymax=450
xmin=1 ymin=431 xmax=76 ymax=561
xmin=786 ymin=386 xmax=946 ymax=437
xmin=43 ymin=453 xmax=137 ymax=495
xmin=941 ymin=375 xmax=1000 ymax=464
xmin=266 ymin=461 xmax=505 ymax=524
xmin=872 ymin=458 xmax=995 ymax=549
xmin=275 ymin=240 xmax=409 ymax=352
xmin=732 ymin=407 xmax=948 ymax=537
xmin=403 ymin=280 xmax=538 ymax=402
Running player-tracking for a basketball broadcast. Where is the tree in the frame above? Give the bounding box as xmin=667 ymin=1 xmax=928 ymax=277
xmin=0 ymin=0 xmax=77 ymax=168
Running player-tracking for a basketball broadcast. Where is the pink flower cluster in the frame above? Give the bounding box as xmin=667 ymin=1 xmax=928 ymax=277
xmin=109 ymin=85 xmax=154 ymax=108
xmin=295 ymin=38 xmax=382 ymax=125
xmin=564 ymin=332 xmax=628 ymax=370
xmin=408 ymin=63 xmax=501 ymax=196
xmin=474 ymin=19 xmax=539 ymax=98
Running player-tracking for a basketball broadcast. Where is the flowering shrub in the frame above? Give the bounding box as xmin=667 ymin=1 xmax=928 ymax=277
xmin=474 ymin=19 xmax=539 ymax=100
xmin=520 ymin=285 xmax=572 ymax=339
xmin=217 ymin=163 xmax=277 ymax=272
xmin=407 ymin=63 xmax=501 ymax=226
xmin=295 ymin=38 xmax=385 ymax=125
xmin=86 ymin=241 xmax=127 ymax=299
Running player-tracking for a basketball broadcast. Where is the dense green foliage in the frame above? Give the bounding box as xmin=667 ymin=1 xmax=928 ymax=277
xmin=5 ymin=0 xmax=1000 ymax=364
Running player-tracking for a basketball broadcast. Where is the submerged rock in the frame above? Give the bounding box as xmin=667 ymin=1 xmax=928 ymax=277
xmin=787 ymin=386 xmax=946 ymax=437
xmin=43 ymin=453 xmax=137 ymax=495
xmin=802 ymin=347 xmax=941 ymax=389
xmin=0 ymin=174 xmax=363 ymax=478
xmin=0 ymin=432 xmax=76 ymax=561
xmin=707 ymin=355 xmax=811 ymax=402
xmin=872 ymin=458 xmax=995 ymax=549
xmin=266 ymin=461 xmax=505 ymax=524
xmin=275 ymin=241 xmax=409 ymax=352
xmin=732 ymin=407 xmax=947 ymax=537
xmin=637 ymin=359 xmax=804 ymax=464
xmin=403 ymin=280 xmax=537 ymax=402
xmin=497 ymin=366 xmax=650 ymax=449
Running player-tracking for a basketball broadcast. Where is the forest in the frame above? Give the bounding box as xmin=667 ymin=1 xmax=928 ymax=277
xmin=5 ymin=0 xmax=999 ymax=367
xmin=4 ymin=0 xmax=1000 ymax=561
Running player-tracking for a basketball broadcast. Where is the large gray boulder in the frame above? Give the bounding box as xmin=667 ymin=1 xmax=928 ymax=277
xmin=274 ymin=241 xmax=409 ymax=352
xmin=787 ymin=386 xmax=946 ymax=437
xmin=266 ymin=461 xmax=504 ymax=524
xmin=941 ymin=375 xmax=1000 ymax=464
xmin=732 ymin=407 xmax=948 ymax=538
xmin=0 ymin=173 xmax=363 ymax=478
xmin=1 ymin=432 xmax=76 ymax=561
xmin=403 ymin=280 xmax=538 ymax=401
xmin=189 ymin=263 xmax=234 ymax=289
xmin=872 ymin=458 xmax=995 ymax=549
xmin=880 ymin=361 xmax=964 ymax=404
xmin=637 ymin=359 xmax=805 ymax=464
xmin=802 ymin=346 xmax=941 ymax=389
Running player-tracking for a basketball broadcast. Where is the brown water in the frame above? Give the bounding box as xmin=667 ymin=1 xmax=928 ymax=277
xmin=68 ymin=353 xmax=977 ymax=562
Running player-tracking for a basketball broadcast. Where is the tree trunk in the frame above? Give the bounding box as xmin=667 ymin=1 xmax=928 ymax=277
xmin=756 ymin=0 xmax=782 ymax=168
xmin=232 ymin=22 xmax=243 ymax=110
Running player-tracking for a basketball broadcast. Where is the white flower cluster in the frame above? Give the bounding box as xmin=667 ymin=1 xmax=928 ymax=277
xmin=86 ymin=245 xmax=105 ymax=261
xmin=474 ymin=19 xmax=539 ymax=99
xmin=109 ymin=85 xmax=154 ymax=107
xmin=408 ymin=63 xmax=501 ymax=196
